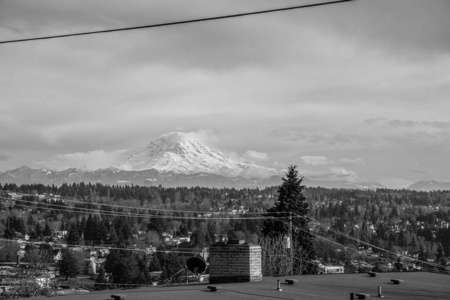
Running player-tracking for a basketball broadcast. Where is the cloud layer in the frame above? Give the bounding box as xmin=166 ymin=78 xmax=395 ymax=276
xmin=1 ymin=0 xmax=449 ymax=183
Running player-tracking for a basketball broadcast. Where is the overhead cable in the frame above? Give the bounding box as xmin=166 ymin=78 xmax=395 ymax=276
xmin=2 ymin=196 xmax=297 ymax=220
xmin=0 ymin=189 xmax=285 ymax=215
xmin=0 ymin=0 xmax=355 ymax=44
xmin=281 ymin=218 xmax=444 ymax=270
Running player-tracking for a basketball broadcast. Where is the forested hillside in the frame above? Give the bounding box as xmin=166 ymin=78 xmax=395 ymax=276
xmin=2 ymin=182 xmax=449 ymax=261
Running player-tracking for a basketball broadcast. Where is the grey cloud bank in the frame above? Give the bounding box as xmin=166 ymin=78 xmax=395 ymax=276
xmin=1 ymin=0 xmax=449 ymax=187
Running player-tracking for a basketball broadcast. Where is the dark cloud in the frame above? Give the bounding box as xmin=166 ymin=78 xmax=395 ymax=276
xmin=365 ymin=117 xmax=415 ymax=127
xmin=424 ymin=121 xmax=450 ymax=129
xmin=299 ymin=0 xmax=450 ymax=58
xmin=267 ymin=128 xmax=373 ymax=147
xmin=365 ymin=117 xmax=450 ymax=129
xmin=0 ymin=0 xmax=309 ymax=71
xmin=8 ymin=0 xmax=447 ymax=73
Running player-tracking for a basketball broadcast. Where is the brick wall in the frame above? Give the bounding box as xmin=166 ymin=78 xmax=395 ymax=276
xmin=208 ymin=243 xmax=262 ymax=284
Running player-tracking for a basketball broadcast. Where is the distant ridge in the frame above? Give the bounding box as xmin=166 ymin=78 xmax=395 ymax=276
xmin=302 ymin=178 xmax=385 ymax=190
xmin=0 ymin=166 xmax=386 ymax=190
xmin=0 ymin=167 xmax=276 ymax=189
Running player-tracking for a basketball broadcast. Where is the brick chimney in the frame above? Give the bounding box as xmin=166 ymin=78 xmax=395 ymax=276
xmin=208 ymin=242 xmax=262 ymax=284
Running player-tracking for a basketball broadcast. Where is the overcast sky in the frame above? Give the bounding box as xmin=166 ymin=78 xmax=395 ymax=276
xmin=1 ymin=0 xmax=449 ymax=188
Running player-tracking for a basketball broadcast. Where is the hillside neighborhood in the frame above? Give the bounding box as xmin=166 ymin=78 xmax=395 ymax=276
xmin=1 ymin=183 xmax=450 ymax=298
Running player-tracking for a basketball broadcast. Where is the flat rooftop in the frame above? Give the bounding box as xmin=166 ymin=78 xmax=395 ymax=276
xmin=39 ymin=272 xmax=450 ymax=300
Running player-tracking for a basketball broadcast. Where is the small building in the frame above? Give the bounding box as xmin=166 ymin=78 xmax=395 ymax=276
xmin=318 ymin=265 xmax=344 ymax=274
xmin=36 ymin=274 xmax=53 ymax=288
xmin=88 ymin=261 xmax=97 ymax=275
xmin=52 ymin=250 xmax=63 ymax=262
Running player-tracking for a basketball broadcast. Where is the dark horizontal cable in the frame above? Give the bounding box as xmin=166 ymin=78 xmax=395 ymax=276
xmin=0 ymin=0 xmax=354 ymax=44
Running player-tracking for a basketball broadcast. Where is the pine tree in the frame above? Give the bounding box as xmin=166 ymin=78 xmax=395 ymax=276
xmin=3 ymin=227 xmax=15 ymax=239
xmin=94 ymin=268 xmax=108 ymax=289
xmin=108 ymin=226 xmax=119 ymax=244
xmin=66 ymin=223 xmax=81 ymax=245
xmin=84 ymin=215 xmax=94 ymax=242
xmin=43 ymin=222 xmax=52 ymax=237
xmin=104 ymin=249 xmax=143 ymax=284
xmin=435 ymin=243 xmax=445 ymax=264
xmin=59 ymin=248 xmax=83 ymax=280
xmin=97 ymin=220 xmax=109 ymax=244
xmin=32 ymin=222 xmax=42 ymax=240
xmin=27 ymin=214 xmax=35 ymax=226
xmin=418 ymin=244 xmax=427 ymax=262
xmin=262 ymin=165 xmax=316 ymax=274
xmin=148 ymin=254 xmax=162 ymax=272
xmin=79 ymin=216 xmax=87 ymax=238
xmin=191 ymin=229 xmax=206 ymax=248
xmin=114 ymin=216 xmax=133 ymax=242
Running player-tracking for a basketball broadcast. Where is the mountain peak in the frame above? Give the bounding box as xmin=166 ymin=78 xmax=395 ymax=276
xmin=155 ymin=132 xmax=209 ymax=155
xmin=118 ymin=132 xmax=278 ymax=179
xmin=160 ymin=131 xmax=191 ymax=142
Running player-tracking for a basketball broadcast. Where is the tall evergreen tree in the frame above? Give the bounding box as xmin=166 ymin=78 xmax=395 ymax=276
xmin=435 ymin=243 xmax=445 ymax=264
xmin=262 ymin=165 xmax=316 ymax=274
xmin=104 ymin=249 xmax=143 ymax=284
xmin=3 ymin=227 xmax=15 ymax=239
xmin=108 ymin=226 xmax=119 ymax=244
xmin=84 ymin=215 xmax=94 ymax=242
xmin=66 ymin=223 xmax=81 ymax=245
xmin=59 ymin=248 xmax=83 ymax=280
xmin=43 ymin=222 xmax=52 ymax=237
xmin=191 ymin=229 xmax=206 ymax=248
xmin=79 ymin=216 xmax=87 ymax=238
xmin=114 ymin=216 xmax=133 ymax=242
xmin=32 ymin=222 xmax=42 ymax=240
xmin=97 ymin=220 xmax=109 ymax=244
xmin=27 ymin=214 xmax=35 ymax=226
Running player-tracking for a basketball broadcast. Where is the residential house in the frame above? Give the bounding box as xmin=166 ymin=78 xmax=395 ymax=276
xmin=52 ymin=249 xmax=63 ymax=262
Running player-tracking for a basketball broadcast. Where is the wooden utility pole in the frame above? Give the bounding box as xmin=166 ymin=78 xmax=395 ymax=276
xmin=289 ymin=211 xmax=293 ymax=275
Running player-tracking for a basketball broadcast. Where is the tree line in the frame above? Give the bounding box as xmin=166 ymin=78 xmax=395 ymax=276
xmin=1 ymin=172 xmax=450 ymax=286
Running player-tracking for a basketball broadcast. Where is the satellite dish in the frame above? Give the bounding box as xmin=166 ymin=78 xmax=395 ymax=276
xmin=186 ymin=257 xmax=207 ymax=274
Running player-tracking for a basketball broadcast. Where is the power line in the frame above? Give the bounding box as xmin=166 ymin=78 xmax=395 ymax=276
xmin=1 ymin=190 xmax=220 ymax=214
xmin=1 ymin=196 xmax=297 ymax=220
xmin=0 ymin=237 xmax=199 ymax=255
xmin=3 ymin=191 xmax=442 ymax=266
xmin=3 ymin=191 xmax=444 ymax=264
xmin=0 ymin=0 xmax=355 ymax=45
xmin=4 ymin=200 xmax=288 ymax=220
xmin=3 ymin=216 xmax=447 ymax=275
xmin=307 ymin=228 xmax=445 ymax=274
xmin=282 ymin=217 xmax=445 ymax=271
xmin=270 ymin=216 xmax=447 ymax=274
xmin=0 ymin=189 xmax=288 ymax=215
xmin=6 ymin=193 xmax=446 ymax=273
xmin=293 ymin=213 xmax=395 ymax=254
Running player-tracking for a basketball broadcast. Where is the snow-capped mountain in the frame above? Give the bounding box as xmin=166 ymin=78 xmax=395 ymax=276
xmin=118 ymin=132 xmax=279 ymax=179
xmin=0 ymin=132 xmax=392 ymax=189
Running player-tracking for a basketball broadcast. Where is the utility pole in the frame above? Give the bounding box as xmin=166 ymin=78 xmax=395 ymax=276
xmin=289 ymin=211 xmax=293 ymax=275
